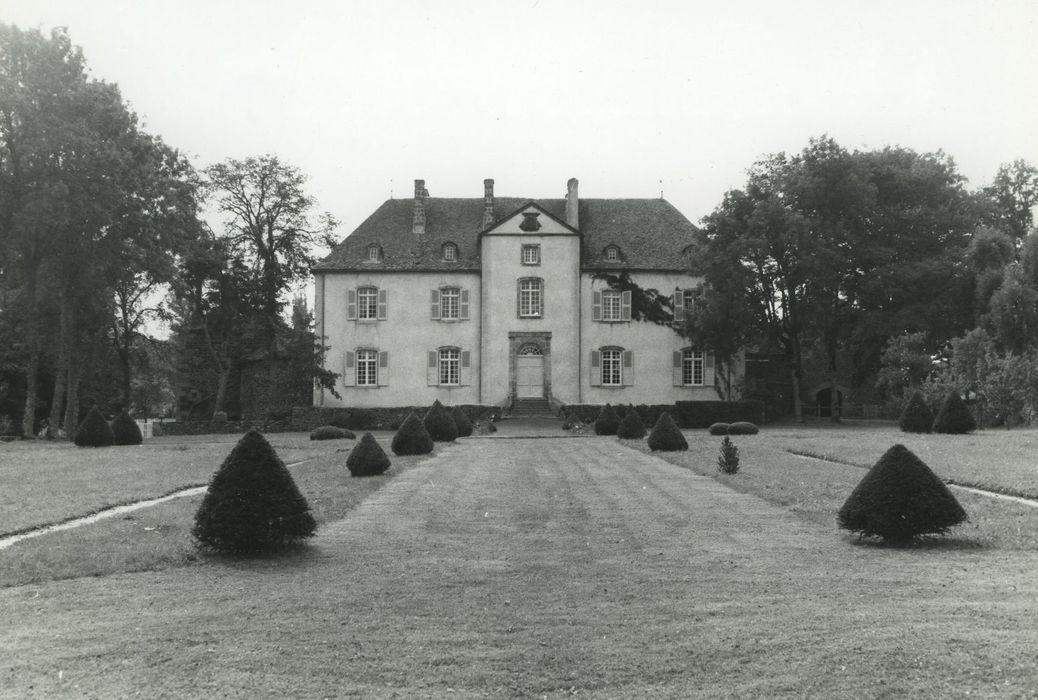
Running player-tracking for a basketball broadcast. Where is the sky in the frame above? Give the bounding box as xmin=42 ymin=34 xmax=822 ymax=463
xmin=3 ymin=0 xmax=1037 ymax=237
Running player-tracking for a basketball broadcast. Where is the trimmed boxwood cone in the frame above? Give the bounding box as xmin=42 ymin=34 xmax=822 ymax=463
xmin=616 ymin=408 xmax=646 ymax=439
xmin=110 ymin=409 xmax=143 ymax=445
xmin=193 ymin=430 xmax=316 ymax=553
xmin=392 ymin=412 xmax=434 ymax=456
xmin=594 ymin=404 xmax=620 ymax=436
xmin=423 ymin=400 xmax=458 ymax=442
xmin=647 ymin=412 xmax=688 ymax=451
xmin=932 ymin=390 xmax=977 ymax=434
xmin=838 ymin=443 xmax=967 ymax=544
xmin=899 ymin=391 xmax=934 ymax=433
xmin=74 ymin=405 xmax=115 ymax=447
xmin=451 ymin=406 xmax=474 ymax=438
xmin=347 ymin=432 xmax=392 ymax=476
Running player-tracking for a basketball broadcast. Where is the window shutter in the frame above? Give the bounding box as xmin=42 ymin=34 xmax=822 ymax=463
xmin=621 ymin=291 xmax=632 ymax=321
xmin=377 ymin=288 xmax=388 ymax=320
xmin=705 ymin=352 xmax=715 ymax=387
xmin=346 ymin=289 xmax=357 ymax=320
xmin=592 ymin=291 xmax=602 ymax=321
xmin=672 ymin=288 xmax=683 ymax=321
xmin=430 ymin=289 xmax=440 ymax=320
xmin=590 ymin=350 xmax=601 ymax=387
xmin=378 ymin=351 xmax=389 ymax=386
xmin=460 ymin=289 xmax=470 ymax=320
xmin=460 ymin=350 xmax=472 ymax=386
xmin=427 ymin=350 xmax=438 ymax=386
xmin=342 ymin=350 xmax=356 ymax=387
xmin=672 ymin=350 xmax=684 ymax=386
xmin=623 ymin=350 xmax=634 ymax=385
xmin=516 ymin=279 xmax=521 ymax=318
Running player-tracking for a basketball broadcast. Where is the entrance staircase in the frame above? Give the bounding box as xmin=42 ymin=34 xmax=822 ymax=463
xmin=509 ymin=397 xmax=553 ymax=417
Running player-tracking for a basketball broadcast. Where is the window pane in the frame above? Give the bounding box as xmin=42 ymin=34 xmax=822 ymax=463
xmin=358 ymin=287 xmax=378 ymax=319
xmin=357 ymin=349 xmax=378 ymax=386
xmin=522 ymin=245 xmax=540 ymax=264
xmin=602 ymin=349 xmax=622 ymax=386
xmin=602 ymin=290 xmax=621 ymax=321
xmin=439 ymin=348 xmax=459 ymax=385
xmin=682 ymin=350 xmax=704 ymax=385
xmin=519 ymin=279 xmax=542 ymax=317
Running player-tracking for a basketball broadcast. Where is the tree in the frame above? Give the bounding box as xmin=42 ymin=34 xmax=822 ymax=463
xmin=932 ymin=390 xmax=977 ymax=434
xmin=646 ymin=412 xmax=688 ymax=451
xmin=593 ymin=404 xmax=620 ymax=435
xmin=898 ymin=391 xmax=934 ymax=434
xmin=203 ymin=155 xmax=337 ymax=339
xmin=391 ymin=411 xmax=434 ymax=456
xmin=983 ymin=160 xmax=1038 ymax=243
xmin=616 ymin=407 xmax=646 ymax=439
xmin=346 ymin=432 xmax=391 ymax=477
xmin=875 ymin=332 xmax=934 ymax=403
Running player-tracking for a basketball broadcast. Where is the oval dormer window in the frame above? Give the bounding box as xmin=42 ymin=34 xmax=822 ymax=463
xmin=605 ymin=245 xmax=621 ymax=262
xmin=442 ymin=242 xmax=458 ymax=261
xmin=367 ymin=244 xmax=382 ymax=262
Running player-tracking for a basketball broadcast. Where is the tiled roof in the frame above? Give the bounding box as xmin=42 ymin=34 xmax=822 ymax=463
xmin=313 ymin=196 xmax=699 ymax=272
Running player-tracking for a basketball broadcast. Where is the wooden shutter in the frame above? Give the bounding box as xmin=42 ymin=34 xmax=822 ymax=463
xmin=377 ymin=351 xmax=389 ymax=386
xmin=377 ymin=288 xmax=388 ymax=320
xmin=460 ymin=289 xmax=470 ymax=320
xmin=620 ymin=291 xmax=632 ymax=321
xmin=705 ymin=352 xmax=715 ymax=387
xmin=622 ymin=350 xmax=634 ymax=385
xmin=460 ymin=350 xmax=472 ymax=386
xmin=672 ymin=350 xmax=684 ymax=386
xmin=430 ymin=289 xmax=440 ymax=320
xmin=589 ymin=350 xmax=601 ymax=387
xmin=427 ymin=350 xmax=438 ymax=386
xmin=342 ymin=350 xmax=356 ymax=387
xmin=346 ymin=289 xmax=357 ymax=320
xmin=592 ymin=291 xmax=602 ymax=321
xmin=672 ymin=288 xmax=683 ymax=321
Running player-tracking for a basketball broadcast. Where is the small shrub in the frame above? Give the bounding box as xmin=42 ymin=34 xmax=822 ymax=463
xmin=708 ymin=422 xmax=730 ymax=436
xmin=594 ymin=404 xmax=621 ymax=436
xmin=838 ymin=443 xmax=967 ymax=544
xmin=74 ymin=406 xmax=115 ymax=447
xmin=310 ymin=425 xmax=356 ymax=441
xmin=193 ymin=430 xmax=316 ymax=553
xmin=451 ymin=406 xmax=474 ymax=438
xmin=932 ymin=390 xmax=977 ymax=434
xmin=392 ymin=412 xmax=434 ymax=456
xmin=347 ymin=432 xmax=392 ymax=476
xmin=898 ymin=391 xmax=934 ymax=433
xmin=727 ymin=421 xmax=759 ymax=436
xmin=423 ymin=400 xmax=458 ymax=442
xmin=646 ymin=412 xmax=688 ymax=451
xmin=616 ymin=408 xmax=646 ymax=439
xmin=717 ymin=436 xmax=740 ymax=474
xmin=110 ymin=410 xmax=143 ymax=446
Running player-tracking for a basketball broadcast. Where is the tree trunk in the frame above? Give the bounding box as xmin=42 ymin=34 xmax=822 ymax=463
xmin=64 ymin=356 xmax=81 ymax=437
xmin=790 ymin=365 xmax=804 ymax=422
xmin=213 ymin=367 xmax=231 ymax=417
xmin=21 ymin=346 xmax=39 ymax=438
xmin=47 ymin=295 xmax=76 ymax=438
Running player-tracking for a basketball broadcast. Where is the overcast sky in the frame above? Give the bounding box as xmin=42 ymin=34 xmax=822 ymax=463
xmin=4 ymin=0 xmax=1037 ymax=237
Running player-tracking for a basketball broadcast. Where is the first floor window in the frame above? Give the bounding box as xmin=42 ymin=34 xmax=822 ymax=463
xmin=519 ymin=278 xmax=543 ymax=317
xmin=602 ymin=290 xmax=622 ymax=321
xmin=357 ymin=349 xmax=378 ymax=386
xmin=439 ymin=347 xmax=460 ymax=386
xmin=440 ymin=287 xmax=460 ymax=319
xmin=682 ymin=349 xmax=704 ymax=386
xmin=358 ymin=286 xmax=378 ymax=320
xmin=601 ymin=349 xmax=622 ymax=386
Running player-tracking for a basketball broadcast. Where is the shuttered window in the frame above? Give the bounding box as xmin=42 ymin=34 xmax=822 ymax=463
xmin=357 ymin=287 xmax=378 ymax=320
xmin=357 ymin=349 xmax=378 ymax=386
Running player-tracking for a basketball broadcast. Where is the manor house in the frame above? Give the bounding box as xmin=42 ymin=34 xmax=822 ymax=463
xmin=313 ymin=178 xmax=717 ymax=412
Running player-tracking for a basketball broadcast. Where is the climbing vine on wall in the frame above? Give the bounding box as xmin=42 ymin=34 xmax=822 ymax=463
xmin=591 ymin=272 xmax=677 ymax=328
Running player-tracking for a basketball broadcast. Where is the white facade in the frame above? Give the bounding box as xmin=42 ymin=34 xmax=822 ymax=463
xmin=313 ymin=179 xmax=723 ymax=410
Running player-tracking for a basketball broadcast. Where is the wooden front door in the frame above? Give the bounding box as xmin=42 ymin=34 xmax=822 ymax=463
xmin=516 ymin=345 xmax=544 ymax=398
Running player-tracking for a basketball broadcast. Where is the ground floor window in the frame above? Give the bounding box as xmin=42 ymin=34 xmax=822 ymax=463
xmin=683 ymin=349 xmax=704 ymax=386
xmin=601 ymin=349 xmax=622 ymax=386
xmin=439 ymin=347 xmax=460 ymax=386
xmin=357 ymin=349 xmax=378 ymax=386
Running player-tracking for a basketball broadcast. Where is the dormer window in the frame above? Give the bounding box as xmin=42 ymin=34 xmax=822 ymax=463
xmin=605 ymin=245 xmax=620 ymax=262
xmin=367 ymin=244 xmax=382 ymax=262
xmin=442 ymin=242 xmax=458 ymax=261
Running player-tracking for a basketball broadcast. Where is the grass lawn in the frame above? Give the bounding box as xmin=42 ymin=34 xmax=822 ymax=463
xmin=0 ymin=432 xmax=430 ymax=587
xmin=2 ymin=434 xmax=1036 ymax=697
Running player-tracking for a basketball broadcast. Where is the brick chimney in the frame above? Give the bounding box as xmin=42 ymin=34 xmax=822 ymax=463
xmin=482 ymin=178 xmax=495 ymax=229
xmin=412 ymin=179 xmax=427 ymax=235
xmin=565 ymin=177 xmax=579 ymax=229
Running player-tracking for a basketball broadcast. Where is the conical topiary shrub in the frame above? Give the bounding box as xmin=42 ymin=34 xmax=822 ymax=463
xmin=838 ymin=444 xmax=967 ymax=544
xmin=347 ymin=432 xmax=392 ymax=477
xmin=646 ymin=412 xmax=688 ymax=451
xmin=74 ymin=405 xmax=115 ymax=447
xmin=110 ymin=409 xmax=143 ymax=446
xmin=594 ymin=404 xmax=620 ymax=436
xmin=899 ymin=391 xmax=934 ymax=433
xmin=423 ymin=400 xmax=458 ymax=442
xmin=193 ymin=430 xmax=316 ymax=553
xmin=391 ymin=412 xmax=434 ymax=456
xmin=717 ymin=435 xmax=740 ymax=474
xmin=616 ymin=407 xmax=646 ymax=439
xmin=451 ymin=406 xmax=474 ymax=438
xmin=932 ymin=390 xmax=977 ymax=434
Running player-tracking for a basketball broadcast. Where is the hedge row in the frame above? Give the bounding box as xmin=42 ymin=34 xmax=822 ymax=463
xmin=562 ymin=401 xmax=765 ymax=429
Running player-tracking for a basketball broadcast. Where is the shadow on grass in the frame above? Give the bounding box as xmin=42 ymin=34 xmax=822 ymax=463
xmin=843 ymin=534 xmax=990 ymax=551
xmin=197 ymin=542 xmax=327 ymax=571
